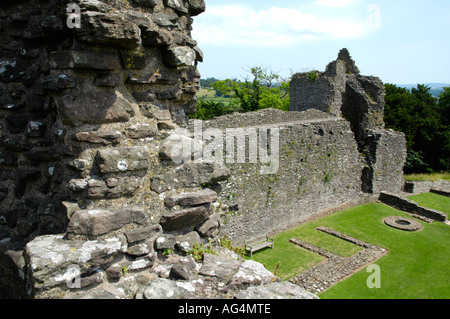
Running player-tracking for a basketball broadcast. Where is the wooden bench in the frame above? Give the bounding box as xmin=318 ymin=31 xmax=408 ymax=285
xmin=244 ymin=235 xmax=274 ymax=257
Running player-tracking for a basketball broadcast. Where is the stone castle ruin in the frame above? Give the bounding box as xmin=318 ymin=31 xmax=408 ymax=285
xmin=290 ymin=48 xmax=406 ymax=195
xmin=0 ymin=0 xmax=407 ymax=299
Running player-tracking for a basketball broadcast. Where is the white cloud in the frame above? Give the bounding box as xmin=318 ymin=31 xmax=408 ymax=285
xmin=192 ymin=5 xmax=370 ymax=47
xmin=315 ymin=0 xmax=361 ymax=8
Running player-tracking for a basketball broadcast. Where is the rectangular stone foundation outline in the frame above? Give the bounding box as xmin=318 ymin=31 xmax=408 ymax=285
xmin=289 ymin=227 xmax=387 ymax=294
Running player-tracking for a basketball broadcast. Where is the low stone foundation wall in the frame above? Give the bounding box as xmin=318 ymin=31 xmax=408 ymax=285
xmin=290 ymin=227 xmax=387 ymax=294
xmin=430 ymin=188 xmax=450 ymax=197
xmin=379 ymin=192 xmax=447 ymax=222
xmin=403 ymin=180 xmax=450 ymax=194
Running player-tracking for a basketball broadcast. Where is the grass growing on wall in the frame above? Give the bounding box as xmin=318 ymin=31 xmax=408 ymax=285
xmin=404 ymin=172 xmax=450 ymax=181
xmin=249 ymin=203 xmax=450 ymax=299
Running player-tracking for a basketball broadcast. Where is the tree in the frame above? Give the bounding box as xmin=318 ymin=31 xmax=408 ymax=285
xmin=438 ymin=87 xmax=450 ymax=169
xmin=189 ymin=100 xmax=231 ymax=120
xmin=384 ymin=84 xmax=449 ymax=173
xmin=438 ymin=86 xmax=450 ymax=126
xmin=200 ymin=77 xmax=220 ymax=88
xmin=212 ymin=66 xmax=290 ymax=113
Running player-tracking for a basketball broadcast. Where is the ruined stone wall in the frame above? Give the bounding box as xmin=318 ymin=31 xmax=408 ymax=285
xmin=0 ymin=0 xmax=212 ymax=298
xmin=290 ymin=60 xmax=346 ymax=117
xmin=0 ymin=3 xmax=409 ymax=298
xmin=290 ymin=49 xmax=407 ymax=196
xmin=0 ymin=0 xmax=203 ymax=244
xmin=194 ymin=109 xmax=366 ymax=244
xmin=404 ymin=180 xmax=450 ymax=194
xmin=361 ymin=129 xmax=406 ymax=195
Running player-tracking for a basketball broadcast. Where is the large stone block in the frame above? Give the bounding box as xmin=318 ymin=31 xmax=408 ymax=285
xmin=124 ymin=123 xmax=159 ymax=139
xmin=142 ymin=28 xmax=173 ymax=47
xmin=59 ymin=90 xmax=134 ymax=126
xmin=138 ymin=278 xmax=195 ymax=299
xmin=228 ymin=260 xmax=278 ymax=288
xmin=140 ymin=103 xmax=172 ymax=120
xmin=151 ymin=11 xmax=178 ymax=27
xmin=164 ymin=46 xmax=196 ymax=67
xmin=97 ymin=146 xmax=150 ymax=174
xmin=86 ymin=177 xmax=142 ymax=199
xmin=67 ymin=207 xmax=147 ymax=236
xmin=150 ymin=162 xmax=230 ymax=193
xmin=159 ymin=204 xmax=211 ymax=231
xmin=25 ymin=234 xmax=123 ymax=297
xmin=159 ymin=133 xmax=203 ymax=162
xmin=124 ymin=224 xmax=162 ymax=244
xmin=188 ymin=0 xmax=206 ymax=16
xmin=199 ymin=253 xmax=242 ymax=279
xmin=165 ymin=0 xmax=188 ymax=15
xmin=164 ymin=189 xmax=218 ymax=209
xmin=75 ymin=130 xmax=123 ymax=145
xmin=235 ymin=282 xmax=319 ymax=299
xmin=197 ymin=212 xmax=221 ymax=238
xmin=74 ymin=11 xmax=141 ymax=49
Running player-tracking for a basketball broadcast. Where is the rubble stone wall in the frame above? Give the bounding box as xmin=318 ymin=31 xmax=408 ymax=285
xmin=0 ymin=1 xmax=408 ymax=299
xmin=290 ymin=49 xmax=407 ymax=197
xmin=0 ymin=0 xmax=203 ymax=245
xmin=195 ymin=109 xmax=365 ymax=243
xmin=0 ymin=0 xmax=211 ymax=299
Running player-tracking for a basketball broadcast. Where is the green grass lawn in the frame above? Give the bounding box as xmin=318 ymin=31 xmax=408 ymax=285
xmin=248 ymin=203 xmax=450 ymax=299
xmin=407 ymin=192 xmax=450 ymax=215
xmin=197 ymin=89 xmax=233 ymax=107
xmin=404 ymin=172 xmax=450 ymax=182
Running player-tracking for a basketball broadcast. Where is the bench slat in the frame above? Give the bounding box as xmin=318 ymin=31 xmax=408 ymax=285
xmin=244 ymin=235 xmax=274 ymax=256
xmin=249 ymin=242 xmax=272 ymax=250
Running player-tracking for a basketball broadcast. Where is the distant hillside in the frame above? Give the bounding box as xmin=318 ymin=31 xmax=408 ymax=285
xmin=396 ymin=83 xmax=449 ymax=97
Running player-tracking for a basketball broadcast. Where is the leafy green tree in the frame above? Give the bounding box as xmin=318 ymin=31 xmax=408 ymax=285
xmin=189 ymin=100 xmax=232 ymax=120
xmin=200 ymin=77 xmax=220 ymax=88
xmin=384 ymin=84 xmax=449 ymax=173
xmin=212 ymin=66 xmax=290 ymax=113
xmin=384 ymin=84 xmax=420 ymax=150
xmin=438 ymin=87 xmax=450 ymax=169
xmin=438 ymin=87 xmax=450 ymax=126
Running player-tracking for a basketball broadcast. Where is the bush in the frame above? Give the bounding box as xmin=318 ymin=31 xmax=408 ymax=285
xmin=189 ymin=100 xmax=232 ymax=120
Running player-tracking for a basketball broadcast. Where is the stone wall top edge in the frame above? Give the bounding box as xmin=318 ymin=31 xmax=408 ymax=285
xmin=188 ymin=109 xmax=343 ymax=130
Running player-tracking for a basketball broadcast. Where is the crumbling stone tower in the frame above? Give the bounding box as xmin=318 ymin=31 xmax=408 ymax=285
xmin=0 ymin=0 xmax=213 ymax=298
xmin=290 ymin=49 xmax=406 ymax=195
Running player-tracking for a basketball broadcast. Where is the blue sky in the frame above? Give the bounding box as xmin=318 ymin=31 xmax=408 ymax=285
xmin=191 ymin=0 xmax=450 ymax=84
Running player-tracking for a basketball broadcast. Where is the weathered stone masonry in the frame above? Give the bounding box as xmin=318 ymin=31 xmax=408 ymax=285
xmin=0 ymin=0 xmax=205 ymax=243
xmin=198 ymin=109 xmax=366 ymax=243
xmin=0 ymin=0 xmax=214 ymax=299
xmin=0 ymin=0 xmax=407 ymax=299
xmin=207 ymin=50 xmax=407 ymax=244
xmin=290 ymin=49 xmax=406 ymax=196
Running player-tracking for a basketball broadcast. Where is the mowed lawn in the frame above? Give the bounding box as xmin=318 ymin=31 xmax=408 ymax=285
xmin=249 ymin=203 xmax=450 ymax=299
xmin=408 ymin=192 xmax=450 ymax=216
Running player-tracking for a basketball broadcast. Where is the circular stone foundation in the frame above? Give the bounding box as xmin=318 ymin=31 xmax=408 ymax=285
xmin=383 ymin=216 xmax=423 ymax=232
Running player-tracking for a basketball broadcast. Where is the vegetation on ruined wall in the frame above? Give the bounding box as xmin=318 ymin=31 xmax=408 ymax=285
xmin=384 ymin=84 xmax=450 ymax=174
